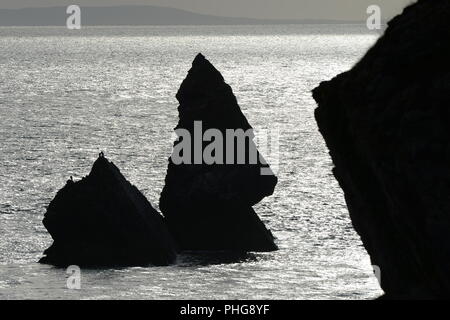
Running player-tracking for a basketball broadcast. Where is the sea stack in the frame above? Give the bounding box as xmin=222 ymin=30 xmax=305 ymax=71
xmin=160 ymin=54 xmax=278 ymax=252
xmin=312 ymin=0 xmax=450 ymax=298
xmin=40 ymin=154 xmax=177 ymax=267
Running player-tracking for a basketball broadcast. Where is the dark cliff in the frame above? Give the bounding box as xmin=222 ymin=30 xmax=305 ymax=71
xmin=312 ymin=0 xmax=450 ymax=298
xmin=160 ymin=54 xmax=278 ymax=252
xmin=40 ymin=155 xmax=177 ymax=267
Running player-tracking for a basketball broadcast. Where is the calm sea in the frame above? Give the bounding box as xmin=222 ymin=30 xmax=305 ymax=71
xmin=0 ymin=25 xmax=383 ymax=300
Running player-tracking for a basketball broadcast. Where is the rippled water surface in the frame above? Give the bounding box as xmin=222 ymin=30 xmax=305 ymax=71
xmin=0 ymin=25 xmax=383 ymax=300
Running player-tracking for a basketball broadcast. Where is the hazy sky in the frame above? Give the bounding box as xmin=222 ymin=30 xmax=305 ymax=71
xmin=0 ymin=0 xmax=414 ymax=20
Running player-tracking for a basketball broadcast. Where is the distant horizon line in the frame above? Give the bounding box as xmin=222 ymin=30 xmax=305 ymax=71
xmin=0 ymin=5 xmax=388 ymax=26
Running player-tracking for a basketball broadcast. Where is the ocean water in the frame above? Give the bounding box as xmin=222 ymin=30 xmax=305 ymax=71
xmin=0 ymin=25 xmax=383 ymax=300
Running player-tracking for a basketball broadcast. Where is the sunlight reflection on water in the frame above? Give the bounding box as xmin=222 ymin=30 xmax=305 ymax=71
xmin=0 ymin=25 xmax=382 ymax=300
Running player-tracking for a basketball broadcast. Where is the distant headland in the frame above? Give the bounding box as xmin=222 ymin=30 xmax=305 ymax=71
xmin=0 ymin=5 xmax=368 ymax=26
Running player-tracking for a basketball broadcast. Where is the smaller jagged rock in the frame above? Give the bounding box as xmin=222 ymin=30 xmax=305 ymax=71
xmin=40 ymin=155 xmax=176 ymax=267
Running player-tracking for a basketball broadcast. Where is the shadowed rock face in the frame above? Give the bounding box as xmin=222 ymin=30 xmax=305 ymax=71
xmin=160 ymin=54 xmax=278 ymax=252
xmin=312 ymin=0 xmax=450 ymax=298
xmin=40 ymin=156 xmax=177 ymax=267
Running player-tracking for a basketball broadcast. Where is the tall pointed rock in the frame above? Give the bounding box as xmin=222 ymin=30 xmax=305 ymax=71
xmin=40 ymin=155 xmax=177 ymax=267
xmin=160 ymin=54 xmax=278 ymax=252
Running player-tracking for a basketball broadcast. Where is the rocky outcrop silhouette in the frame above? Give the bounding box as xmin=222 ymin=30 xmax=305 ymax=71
xmin=312 ymin=0 xmax=450 ymax=299
xmin=160 ymin=54 xmax=278 ymax=252
xmin=40 ymin=155 xmax=177 ymax=267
